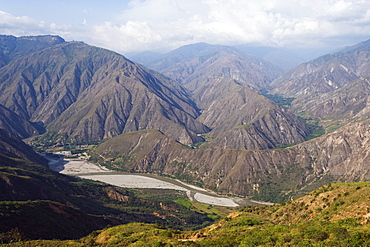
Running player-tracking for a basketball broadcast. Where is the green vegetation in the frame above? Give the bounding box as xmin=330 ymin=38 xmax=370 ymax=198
xmin=234 ymin=123 xmax=253 ymax=129
xmin=298 ymin=116 xmax=326 ymax=140
xmin=261 ymin=92 xmax=296 ymax=108
xmin=305 ymin=123 xmax=326 ymax=140
xmin=6 ymin=182 xmax=370 ymax=246
xmin=249 ymin=164 xmax=309 ymax=202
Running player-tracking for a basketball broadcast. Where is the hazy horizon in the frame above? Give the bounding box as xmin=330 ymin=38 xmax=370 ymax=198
xmin=1 ymin=0 xmax=370 ymax=60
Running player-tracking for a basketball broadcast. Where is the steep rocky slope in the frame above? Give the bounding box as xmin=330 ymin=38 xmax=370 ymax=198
xmin=0 ymin=41 xmax=208 ymax=145
xmin=290 ymin=73 xmax=370 ymax=130
xmin=198 ymin=83 xmax=309 ymax=149
xmin=91 ymin=118 xmax=370 ymax=201
xmin=270 ymin=39 xmax=370 ymax=97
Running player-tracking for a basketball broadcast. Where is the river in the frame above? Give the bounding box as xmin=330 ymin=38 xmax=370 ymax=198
xmin=43 ymin=153 xmax=271 ymax=207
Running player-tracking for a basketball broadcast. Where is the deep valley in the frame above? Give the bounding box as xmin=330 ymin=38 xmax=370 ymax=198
xmin=1 ymin=34 xmax=370 ymax=245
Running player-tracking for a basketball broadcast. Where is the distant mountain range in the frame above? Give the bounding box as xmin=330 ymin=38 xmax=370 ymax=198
xmin=0 ymin=36 xmax=310 ymax=150
xmin=271 ymin=39 xmax=370 ymax=97
xmin=131 ymin=43 xmax=305 ymax=72
xmin=131 ymin=43 xmax=309 ymax=149
xmin=133 ymin=43 xmax=283 ymax=92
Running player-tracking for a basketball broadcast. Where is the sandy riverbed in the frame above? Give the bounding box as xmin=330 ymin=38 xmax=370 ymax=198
xmin=45 ymin=154 xmax=244 ymax=207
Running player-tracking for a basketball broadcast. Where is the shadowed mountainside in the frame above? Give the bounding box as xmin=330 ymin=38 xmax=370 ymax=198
xmin=0 ymin=104 xmax=43 ymax=139
xmin=0 ymin=129 xmax=47 ymax=165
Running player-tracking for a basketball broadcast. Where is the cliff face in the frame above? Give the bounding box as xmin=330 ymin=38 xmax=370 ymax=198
xmin=92 ymin=118 xmax=370 ymax=201
xmin=0 ymin=42 xmax=208 ymax=145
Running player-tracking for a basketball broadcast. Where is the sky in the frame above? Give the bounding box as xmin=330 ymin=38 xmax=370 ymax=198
xmin=1 ymin=0 xmax=370 ymax=58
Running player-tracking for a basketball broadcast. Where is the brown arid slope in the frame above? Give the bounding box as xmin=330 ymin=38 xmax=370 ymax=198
xmin=270 ymin=39 xmax=370 ymax=97
xmin=92 ymin=118 xmax=370 ymax=202
xmin=140 ymin=43 xmax=307 ymax=150
xmin=149 ymin=44 xmax=282 ymax=105
xmin=198 ymin=84 xmax=309 ymax=149
xmin=290 ymin=73 xmax=370 ymax=131
xmin=0 ymin=41 xmax=208 ymax=145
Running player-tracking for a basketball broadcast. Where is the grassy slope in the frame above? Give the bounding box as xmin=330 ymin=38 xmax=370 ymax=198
xmin=12 ymin=182 xmax=370 ymax=246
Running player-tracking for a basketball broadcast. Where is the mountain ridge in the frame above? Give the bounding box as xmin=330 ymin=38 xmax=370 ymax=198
xmin=0 ymin=34 xmax=65 ymax=67
xmin=270 ymin=38 xmax=370 ymax=97
xmin=0 ymin=41 xmax=209 ymax=145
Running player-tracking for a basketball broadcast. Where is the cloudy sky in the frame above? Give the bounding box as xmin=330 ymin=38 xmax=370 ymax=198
xmin=1 ymin=0 xmax=370 ymax=57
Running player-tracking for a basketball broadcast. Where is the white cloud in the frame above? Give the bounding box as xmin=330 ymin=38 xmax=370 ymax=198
xmin=89 ymin=0 xmax=370 ymax=53
xmin=1 ymin=0 xmax=370 ymax=54
xmin=0 ymin=10 xmax=43 ymax=35
xmin=0 ymin=10 xmax=74 ymax=37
